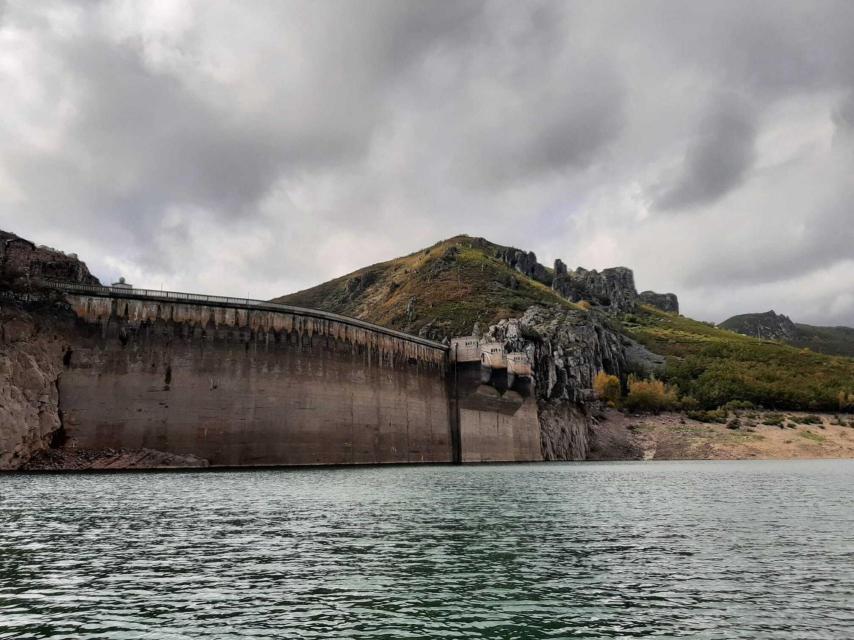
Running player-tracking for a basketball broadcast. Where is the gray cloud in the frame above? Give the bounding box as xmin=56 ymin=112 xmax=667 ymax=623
xmin=655 ymin=96 xmax=757 ymax=211
xmin=1 ymin=1 xmax=854 ymax=325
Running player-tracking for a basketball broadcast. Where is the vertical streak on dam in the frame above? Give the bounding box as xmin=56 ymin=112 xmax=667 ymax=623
xmin=59 ymin=295 xmax=452 ymax=466
xmin=55 ymin=291 xmax=542 ymax=466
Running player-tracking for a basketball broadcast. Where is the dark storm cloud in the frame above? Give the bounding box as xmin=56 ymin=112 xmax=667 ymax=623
xmin=457 ymin=65 xmax=624 ymax=186
xmin=655 ymin=97 xmax=757 ymax=211
xmin=1 ymin=1 xmax=854 ymax=323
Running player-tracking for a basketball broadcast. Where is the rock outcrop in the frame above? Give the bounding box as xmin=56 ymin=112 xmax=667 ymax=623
xmin=0 ymin=304 xmax=66 ymax=469
xmin=552 ymin=266 xmax=638 ymax=311
xmin=719 ymin=310 xmax=797 ymax=342
xmin=495 ymin=246 xmax=550 ymax=284
xmin=1 ymin=230 xmax=99 ymax=288
xmin=482 ymin=305 xmax=628 ymax=460
xmin=639 ymin=290 xmax=679 ymax=314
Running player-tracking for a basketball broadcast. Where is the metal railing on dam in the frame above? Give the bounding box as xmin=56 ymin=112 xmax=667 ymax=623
xmin=38 ymin=279 xmax=449 ymax=352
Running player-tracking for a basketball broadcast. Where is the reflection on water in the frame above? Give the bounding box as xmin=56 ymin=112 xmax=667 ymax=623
xmin=1 ymin=460 xmax=853 ymax=638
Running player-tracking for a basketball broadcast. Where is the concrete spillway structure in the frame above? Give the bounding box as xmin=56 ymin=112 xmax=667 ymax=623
xmin=42 ymin=281 xmax=542 ymax=467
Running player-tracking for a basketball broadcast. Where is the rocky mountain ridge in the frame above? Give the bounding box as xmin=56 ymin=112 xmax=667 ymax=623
xmin=720 ymin=310 xmax=854 ymax=358
xmin=276 ymin=235 xmax=679 ymax=339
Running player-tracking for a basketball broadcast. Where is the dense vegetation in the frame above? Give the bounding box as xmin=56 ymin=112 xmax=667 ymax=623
xmin=790 ymin=323 xmax=854 ymax=358
xmin=624 ymin=306 xmax=854 ymax=412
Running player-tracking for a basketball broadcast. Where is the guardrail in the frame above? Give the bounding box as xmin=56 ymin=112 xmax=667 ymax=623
xmin=39 ymin=280 xmax=449 ymax=351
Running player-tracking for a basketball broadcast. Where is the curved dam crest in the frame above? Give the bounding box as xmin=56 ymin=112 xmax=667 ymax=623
xmin=47 ymin=282 xmax=542 ymax=467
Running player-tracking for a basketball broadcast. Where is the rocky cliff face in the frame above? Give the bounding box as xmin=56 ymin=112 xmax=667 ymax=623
xmin=0 ymin=303 xmax=66 ymax=469
xmin=0 ymin=229 xmax=101 ymax=469
xmin=552 ymin=266 xmax=639 ymax=311
xmin=481 ymin=304 xmax=667 ymax=460
xmin=638 ymin=290 xmax=679 ymax=314
xmin=482 ymin=305 xmax=628 ymax=459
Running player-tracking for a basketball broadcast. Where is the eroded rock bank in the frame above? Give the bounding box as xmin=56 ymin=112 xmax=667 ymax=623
xmin=0 ymin=229 xmax=102 ymax=469
xmin=0 ymin=304 xmax=66 ymax=469
xmin=24 ymin=447 xmax=209 ymax=471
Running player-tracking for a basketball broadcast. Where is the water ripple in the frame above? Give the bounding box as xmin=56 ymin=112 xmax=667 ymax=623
xmin=1 ymin=460 xmax=853 ymax=638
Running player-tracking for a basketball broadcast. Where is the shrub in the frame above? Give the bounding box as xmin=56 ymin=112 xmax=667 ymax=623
xmin=761 ymin=413 xmax=785 ymax=426
xmin=593 ymin=372 xmax=621 ymax=406
xmin=800 ymin=414 xmax=823 ymax=425
xmin=723 ymin=400 xmax=755 ymax=412
xmin=679 ymin=395 xmax=700 ymax=411
xmin=838 ymin=391 xmax=854 ymax=412
xmin=686 ymin=409 xmax=728 ymax=424
xmin=623 ymin=375 xmax=679 ymax=413
xmin=727 ymin=416 xmax=742 ymax=430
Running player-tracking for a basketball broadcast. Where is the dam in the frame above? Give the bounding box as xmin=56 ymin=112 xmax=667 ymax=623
xmin=39 ymin=280 xmax=543 ymax=467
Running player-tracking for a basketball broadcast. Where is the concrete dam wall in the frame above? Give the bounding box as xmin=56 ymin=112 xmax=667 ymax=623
xmin=43 ymin=286 xmax=542 ymax=468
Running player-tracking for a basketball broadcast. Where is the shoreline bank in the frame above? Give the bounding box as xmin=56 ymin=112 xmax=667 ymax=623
xmin=591 ymin=409 xmax=854 ymax=461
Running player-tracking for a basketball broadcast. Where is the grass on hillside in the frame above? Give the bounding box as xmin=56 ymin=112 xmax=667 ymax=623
xmin=274 ymin=236 xmax=576 ymax=338
xmin=623 ymin=306 xmax=854 ymax=412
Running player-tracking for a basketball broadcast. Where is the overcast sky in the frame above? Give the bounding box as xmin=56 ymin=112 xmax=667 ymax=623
xmin=2 ymin=1 xmax=853 ymax=325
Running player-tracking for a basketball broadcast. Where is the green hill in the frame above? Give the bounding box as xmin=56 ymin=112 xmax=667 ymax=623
xmin=627 ymin=307 xmax=854 ymax=411
xmin=274 ymin=235 xmax=575 ymax=338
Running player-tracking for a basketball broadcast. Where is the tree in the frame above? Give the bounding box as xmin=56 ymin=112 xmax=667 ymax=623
xmin=623 ymin=375 xmax=679 ymax=413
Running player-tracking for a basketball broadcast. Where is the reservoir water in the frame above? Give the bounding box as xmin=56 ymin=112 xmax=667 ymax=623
xmin=1 ymin=460 xmax=853 ymax=639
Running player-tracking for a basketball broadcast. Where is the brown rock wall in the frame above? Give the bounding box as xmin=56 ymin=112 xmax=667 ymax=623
xmin=0 ymin=307 xmax=66 ymax=469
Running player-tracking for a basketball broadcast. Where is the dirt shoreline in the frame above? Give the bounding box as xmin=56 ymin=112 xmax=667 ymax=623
xmin=591 ymin=409 xmax=854 ymax=461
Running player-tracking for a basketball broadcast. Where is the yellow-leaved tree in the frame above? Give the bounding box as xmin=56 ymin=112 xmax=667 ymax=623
xmin=593 ymin=371 xmax=621 ymax=406
xmin=624 ymin=375 xmax=679 ymax=413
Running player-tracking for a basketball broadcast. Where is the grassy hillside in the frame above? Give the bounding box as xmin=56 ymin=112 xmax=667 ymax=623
xmin=625 ymin=306 xmax=854 ymax=411
xmin=274 ymin=236 xmax=574 ymax=338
